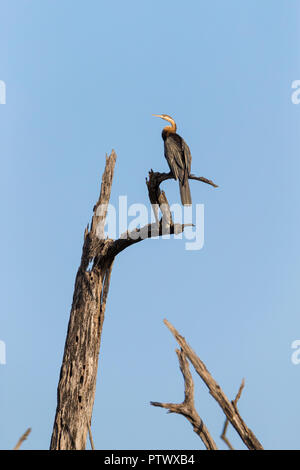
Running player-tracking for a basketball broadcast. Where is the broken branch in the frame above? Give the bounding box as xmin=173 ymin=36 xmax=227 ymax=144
xmin=163 ymin=319 xmax=263 ymax=450
xmin=151 ymin=348 xmax=217 ymax=450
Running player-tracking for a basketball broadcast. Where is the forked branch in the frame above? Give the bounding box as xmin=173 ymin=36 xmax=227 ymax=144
xmin=221 ymin=379 xmax=245 ymax=450
xmin=159 ymin=319 xmax=263 ymax=450
xmin=151 ymin=349 xmax=217 ymax=450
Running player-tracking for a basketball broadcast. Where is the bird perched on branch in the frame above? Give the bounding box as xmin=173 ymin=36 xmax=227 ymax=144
xmin=153 ymin=114 xmax=192 ymax=205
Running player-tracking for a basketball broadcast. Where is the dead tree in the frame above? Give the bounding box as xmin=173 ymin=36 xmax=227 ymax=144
xmin=151 ymin=319 xmax=263 ymax=450
xmin=50 ymin=150 xmax=217 ymax=450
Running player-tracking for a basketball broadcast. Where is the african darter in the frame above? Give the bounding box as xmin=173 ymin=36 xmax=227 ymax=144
xmin=153 ymin=114 xmax=192 ymax=205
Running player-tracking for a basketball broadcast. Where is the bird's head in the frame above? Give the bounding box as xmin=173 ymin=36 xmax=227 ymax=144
xmin=152 ymin=114 xmax=177 ymax=133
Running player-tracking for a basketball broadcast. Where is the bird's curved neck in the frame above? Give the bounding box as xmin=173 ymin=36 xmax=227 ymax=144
xmin=163 ymin=117 xmax=177 ymax=134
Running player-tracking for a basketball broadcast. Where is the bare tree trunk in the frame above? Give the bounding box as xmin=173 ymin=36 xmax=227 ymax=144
xmin=50 ymin=151 xmax=217 ymax=449
xmin=50 ymin=152 xmax=117 ymax=449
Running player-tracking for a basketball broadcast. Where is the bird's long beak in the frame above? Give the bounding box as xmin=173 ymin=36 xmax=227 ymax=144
xmin=152 ymin=114 xmax=163 ymax=118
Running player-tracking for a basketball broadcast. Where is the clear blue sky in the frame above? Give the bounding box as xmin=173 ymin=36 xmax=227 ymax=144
xmin=1 ymin=0 xmax=300 ymax=450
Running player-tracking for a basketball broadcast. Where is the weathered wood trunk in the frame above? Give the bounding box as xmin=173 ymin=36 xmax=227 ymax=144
xmin=50 ymin=152 xmax=116 ymax=449
xmin=50 ymin=260 xmax=113 ymax=449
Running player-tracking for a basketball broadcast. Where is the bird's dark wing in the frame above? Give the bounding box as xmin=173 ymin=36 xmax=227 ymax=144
xmin=181 ymin=138 xmax=192 ymax=175
xmin=164 ymin=134 xmax=186 ymax=181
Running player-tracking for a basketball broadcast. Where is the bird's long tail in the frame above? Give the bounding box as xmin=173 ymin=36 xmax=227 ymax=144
xmin=179 ymin=177 xmax=192 ymax=205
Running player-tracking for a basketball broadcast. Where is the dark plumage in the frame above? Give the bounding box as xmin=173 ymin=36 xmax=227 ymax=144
xmin=154 ymin=114 xmax=192 ymax=205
